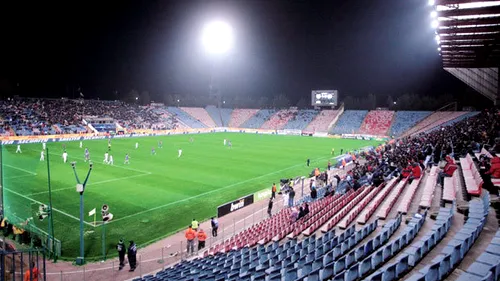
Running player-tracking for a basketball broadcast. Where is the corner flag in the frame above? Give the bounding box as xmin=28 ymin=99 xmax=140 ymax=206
xmin=89 ymin=208 xmax=96 ymax=226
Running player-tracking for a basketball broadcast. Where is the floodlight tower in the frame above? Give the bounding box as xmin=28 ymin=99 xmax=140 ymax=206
xmin=72 ymin=161 xmax=93 ymax=265
xmin=202 ymin=21 xmax=234 ymax=112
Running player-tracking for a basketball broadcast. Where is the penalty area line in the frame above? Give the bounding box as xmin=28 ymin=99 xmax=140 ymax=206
xmin=29 ymin=173 xmax=152 ymax=196
xmin=106 ymin=154 xmax=332 ymax=225
xmin=3 ymin=188 xmax=96 ymax=227
xmin=2 ymin=164 xmax=37 ymax=175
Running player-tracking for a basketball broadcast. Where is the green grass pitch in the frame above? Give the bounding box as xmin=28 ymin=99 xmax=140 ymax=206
xmin=1 ymin=133 xmax=381 ymax=259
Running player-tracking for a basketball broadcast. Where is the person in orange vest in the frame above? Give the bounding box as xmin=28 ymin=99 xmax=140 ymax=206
xmin=197 ymin=229 xmax=207 ymax=250
xmin=341 ymin=158 xmax=346 ymax=169
xmin=185 ymin=225 xmax=196 ymax=255
xmin=271 ymin=183 xmax=277 ymax=199
xmin=24 ymin=262 xmax=40 ymax=281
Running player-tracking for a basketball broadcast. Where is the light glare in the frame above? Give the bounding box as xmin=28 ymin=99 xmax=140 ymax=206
xmin=428 ymin=0 xmax=435 ymax=5
xmin=202 ymin=21 xmax=234 ymax=54
xmin=431 ymin=11 xmax=437 ymax=18
xmin=431 ymin=20 xmax=439 ymax=28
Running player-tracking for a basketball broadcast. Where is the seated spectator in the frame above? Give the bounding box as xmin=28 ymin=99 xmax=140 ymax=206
xmin=486 ymin=156 xmax=500 ymax=178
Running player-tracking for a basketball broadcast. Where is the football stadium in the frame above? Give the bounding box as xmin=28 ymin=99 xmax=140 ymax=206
xmin=2 ymin=1 xmax=500 ymax=281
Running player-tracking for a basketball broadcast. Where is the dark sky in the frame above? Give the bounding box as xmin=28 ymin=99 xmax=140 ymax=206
xmin=0 ymin=0 xmax=490 ymax=107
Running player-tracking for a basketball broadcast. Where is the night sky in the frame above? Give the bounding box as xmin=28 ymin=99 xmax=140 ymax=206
xmin=0 ymin=0 xmax=491 ymax=107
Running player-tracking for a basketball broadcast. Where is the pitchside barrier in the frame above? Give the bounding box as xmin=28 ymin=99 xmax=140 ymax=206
xmin=0 ymin=128 xmax=389 ymax=145
xmin=217 ymin=194 xmax=254 ymax=218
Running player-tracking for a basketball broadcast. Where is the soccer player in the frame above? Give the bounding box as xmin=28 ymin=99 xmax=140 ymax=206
xmin=108 ymin=139 xmax=112 ymax=150
xmin=103 ymin=152 xmax=109 ymax=164
xmin=42 ymin=142 xmax=46 ymax=150
xmin=331 ymin=148 xmax=335 ymax=155
xmin=109 ymin=154 xmax=114 ymax=165
xmin=62 ymin=143 xmax=66 ymax=150
xmin=124 ymin=153 xmax=130 ymax=164
xmin=223 ymin=139 xmax=227 ymax=146
xmin=135 ymin=142 xmax=139 ymax=149
xmin=178 ymin=148 xmax=182 ymax=158
xmin=189 ymin=137 xmax=194 ymax=143
xmin=151 ymin=147 xmax=156 ymax=155
xmin=84 ymin=148 xmax=90 ymax=162
xmin=40 ymin=150 xmax=45 ymax=161
xmin=158 ymin=140 xmax=163 ymax=148
xmin=228 ymin=140 xmax=232 ymax=148
xmin=62 ymin=151 xmax=68 ymax=163
xmin=79 ymin=141 xmax=83 ymax=148
xmin=16 ymin=145 xmax=22 ymax=153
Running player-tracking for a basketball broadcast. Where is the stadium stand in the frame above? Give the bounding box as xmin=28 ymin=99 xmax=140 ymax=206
xmin=204 ymin=105 xmax=223 ymax=127
xmin=303 ymin=110 xmax=340 ymax=133
xmin=406 ymin=194 xmax=489 ymax=281
xmin=457 ymin=229 xmax=500 ymax=281
xmin=180 ymin=107 xmax=217 ymax=127
xmin=228 ymin=109 xmax=259 ymax=128
xmin=330 ymin=110 xmax=368 ymax=135
xmin=401 ymin=111 xmax=469 ymax=137
xmin=283 ymin=110 xmax=319 ymax=130
xmin=359 ymin=110 xmax=394 ymax=136
xmin=460 ymin=153 xmax=483 ymax=196
xmin=260 ymin=109 xmax=297 ymax=130
xmin=219 ymin=108 xmax=233 ymax=127
xmin=240 ymin=109 xmax=276 ymax=129
xmin=167 ymin=107 xmax=206 ymax=128
xmin=388 ymin=111 xmax=432 ymax=137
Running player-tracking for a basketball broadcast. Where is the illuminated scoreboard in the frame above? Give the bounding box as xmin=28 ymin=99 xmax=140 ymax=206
xmin=311 ymin=90 xmax=338 ymax=107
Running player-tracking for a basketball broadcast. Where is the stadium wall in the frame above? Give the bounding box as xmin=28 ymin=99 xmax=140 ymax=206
xmin=0 ymin=127 xmax=389 ymax=145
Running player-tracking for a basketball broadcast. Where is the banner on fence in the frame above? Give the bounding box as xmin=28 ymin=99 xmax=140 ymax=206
xmin=217 ymin=193 xmax=254 ymax=218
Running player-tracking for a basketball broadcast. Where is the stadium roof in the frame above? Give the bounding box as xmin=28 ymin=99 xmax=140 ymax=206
xmin=430 ymin=0 xmax=500 ymax=103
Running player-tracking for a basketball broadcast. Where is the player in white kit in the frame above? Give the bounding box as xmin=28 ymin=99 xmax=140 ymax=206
xmin=224 ymin=139 xmax=227 ymax=146
xmin=62 ymin=151 xmax=68 ymax=163
xmin=42 ymin=142 xmax=46 ymax=150
xmin=108 ymin=154 xmax=114 ymax=165
xmin=178 ymin=149 xmax=182 ymax=158
xmin=135 ymin=142 xmax=139 ymax=149
xmin=103 ymin=152 xmax=109 ymax=164
xmin=40 ymin=150 xmax=45 ymax=161
xmin=15 ymin=145 xmax=22 ymax=153
xmin=80 ymin=141 xmax=83 ymax=148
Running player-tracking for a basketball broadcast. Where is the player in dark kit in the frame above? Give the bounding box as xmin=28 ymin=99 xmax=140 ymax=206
xmin=128 ymin=241 xmax=137 ymax=272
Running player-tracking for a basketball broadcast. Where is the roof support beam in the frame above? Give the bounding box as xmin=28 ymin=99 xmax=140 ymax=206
xmin=438 ymin=5 xmax=500 ymax=17
xmin=439 ymin=17 xmax=500 ymax=27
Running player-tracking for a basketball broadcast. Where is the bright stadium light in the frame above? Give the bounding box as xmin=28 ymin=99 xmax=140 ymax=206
xmin=428 ymin=0 xmax=435 ymax=6
xmin=435 ymin=35 xmax=440 ymax=41
xmin=202 ymin=21 xmax=234 ymax=54
xmin=431 ymin=20 xmax=439 ymax=28
xmin=430 ymin=10 xmax=437 ymax=18
xmin=437 ymin=47 xmax=441 ymax=51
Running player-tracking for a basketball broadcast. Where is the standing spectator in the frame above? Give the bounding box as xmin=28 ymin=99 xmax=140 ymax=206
xmin=304 ymin=203 xmax=310 ymax=216
xmin=271 ymin=183 xmax=277 ymax=199
xmin=289 ymin=187 xmax=295 ymax=207
xmin=116 ymin=238 xmax=126 ymax=270
xmin=327 ymin=160 xmax=332 ymax=171
xmin=197 ymin=229 xmax=207 ymax=250
xmin=306 ymin=158 xmax=310 ymax=166
xmin=210 ymin=217 xmax=218 ymax=237
xmin=191 ymin=218 xmax=199 ymax=231
xmin=23 ymin=262 xmax=40 ymax=281
xmin=282 ymin=190 xmax=289 ymax=207
xmin=185 ymin=226 xmax=196 ymax=256
xmin=310 ymin=180 xmax=317 ymax=200
xmin=267 ymin=198 xmax=273 ymax=218
xmin=127 ymin=241 xmax=137 ymax=272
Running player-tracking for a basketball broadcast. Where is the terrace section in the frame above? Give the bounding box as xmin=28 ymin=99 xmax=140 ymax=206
xmin=401 ymin=111 xmax=470 ymax=137
xmin=283 ymin=110 xmax=319 ymax=130
xmin=330 ymin=110 xmax=368 ymax=135
xmin=166 ymin=107 xmax=206 ymax=128
xmin=240 ymin=109 xmax=276 ymax=129
xmin=389 ymin=111 xmax=432 ymax=137
xmin=260 ymin=109 xmax=297 ymax=130
xmin=303 ymin=110 xmax=340 ymax=133
xmin=228 ymin=109 xmax=259 ymax=128
xmin=180 ymin=107 xmax=217 ymax=127
xmin=359 ymin=110 xmax=394 ymax=136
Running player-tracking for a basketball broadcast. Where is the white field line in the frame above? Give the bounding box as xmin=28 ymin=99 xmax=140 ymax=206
xmin=3 ymin=187 xmax=95 ymax=227
xmin=29 ymin=173 xmax=152 ymax=196
xmin=106 ymin=155 xmax=332 ymax=225
xmin=3 ymin=174 xmax=38 ymax=180
xmin=2 ymin=164 xmax=37 ymax=175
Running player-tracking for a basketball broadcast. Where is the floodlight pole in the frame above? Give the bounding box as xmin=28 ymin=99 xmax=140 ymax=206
xmin=46 ymin=147 xmax=56 ymax=262
xmin=72 ymin=162 xmax=93 ymax=265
